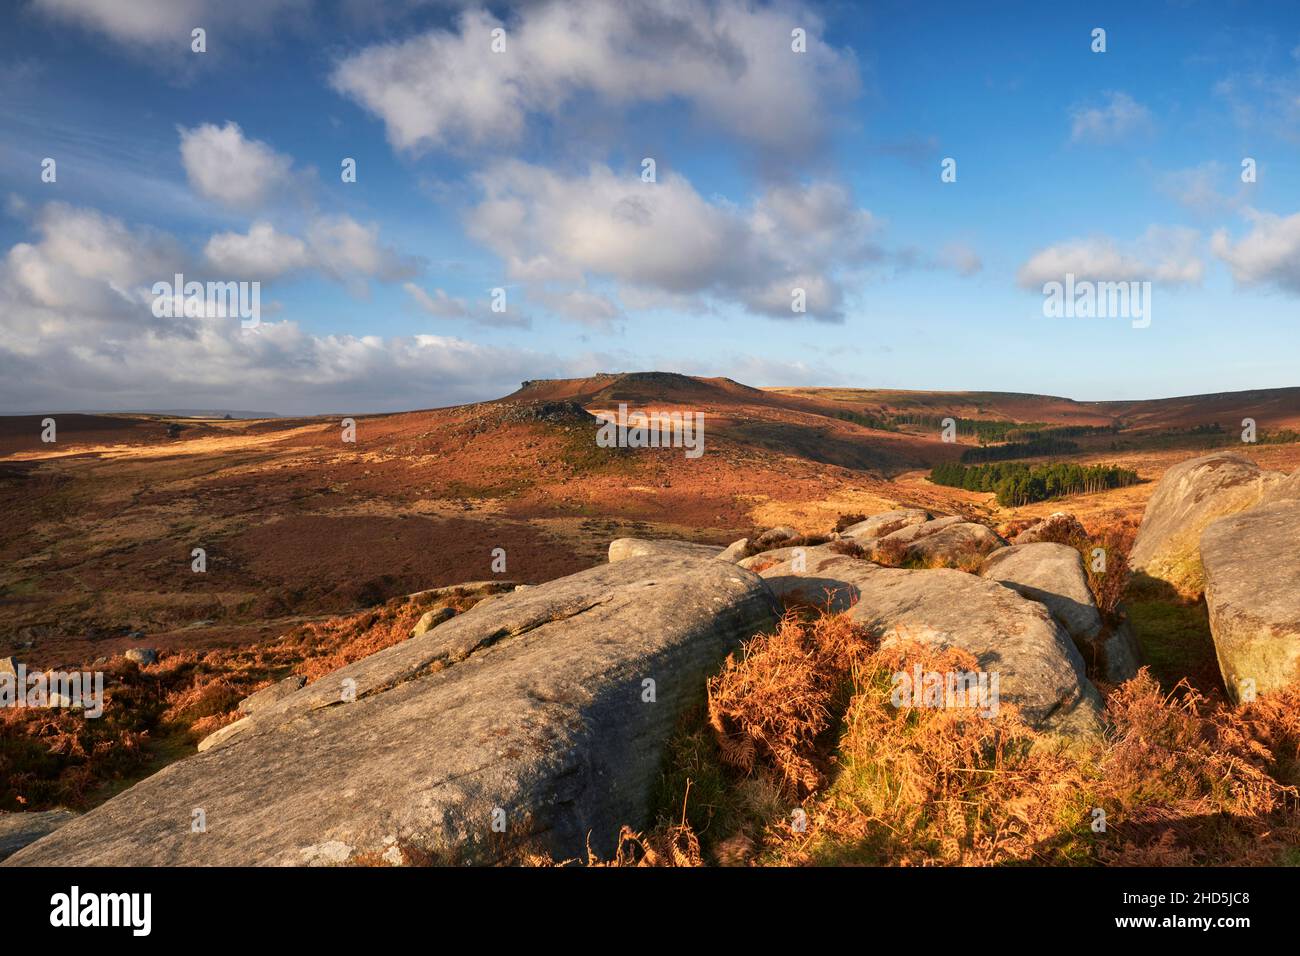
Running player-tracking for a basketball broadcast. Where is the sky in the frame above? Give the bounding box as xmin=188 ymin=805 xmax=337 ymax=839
xmin=2 ymin=0 xmax=1300 ymax=415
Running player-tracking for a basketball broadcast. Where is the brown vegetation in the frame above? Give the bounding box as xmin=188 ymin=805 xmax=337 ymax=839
xmin=601 ymin=611 xmax=1300 ymax=867
xmin=0 ymin=587 xmax=488 ymax=811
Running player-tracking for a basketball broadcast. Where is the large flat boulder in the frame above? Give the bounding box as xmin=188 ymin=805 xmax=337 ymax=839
xmin=1130 ymin=453 xmax=1284 ymax=597
xmin=757 ymin=551 xmax=1103 ymax=736
xmin=607 ymin=537 xmax=721 ymax=562
xmin=5 ymin=557 xmax=781 ymax=867
xmin=981 ymin=544 xmax=1138 ymax=684
xmin=1201 ymin=501 xmax=1300 ymax=702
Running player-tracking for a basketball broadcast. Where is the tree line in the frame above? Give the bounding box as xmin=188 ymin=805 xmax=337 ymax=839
xmin=930 ymin=460 xmax=1140 ymax=506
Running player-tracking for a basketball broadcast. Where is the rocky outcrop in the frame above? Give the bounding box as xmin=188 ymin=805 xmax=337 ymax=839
xmin=756 ymin=550 xmax=1103 ymax=736
xmin=838 ymin=509 xmax=929 ymax=542
xmin=1262 ymin=467 xmax=1300 ymax=505
xmin=737 ymin=543 xmax=841 ymax=573
xmin=982 ymin=544 xmax=1101 ymax=640
xmin=607 ymin=537 xmax=720 ymax=562
xmin=0 ymin=810 xmax=76 ymax=862
xmin=1013 ymin=512 xmax=1086 ymax=545
xmin=5 ymin=557 xmax=781 ymax=867
xmin=1201 ymin=501 xmax=1300 ymax=701
xmin=406 ymin=581 xmax=516 ymax=603
xmin=236 ymin=674 xmax=306 ymax=715
xmin=901 ymin=521 xmax=1006 ymax=566
xmin=754 ymin=526 xmax=798 ymax=548
xmin=877 ymin=514 xmax=965 ymax=548
xmin=1130 ymin=453 xmax=1284 ymax=596
xmin=411 ymin=606 xmax=457 ymax=636
xmin=981 ymin=544 xmax=1138 ymax=684
xmin=716 ymin=538 xmax=749 ymax=563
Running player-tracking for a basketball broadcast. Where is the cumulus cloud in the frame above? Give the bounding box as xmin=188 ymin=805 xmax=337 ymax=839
xmin=330 ymin=0 xmax=859 ymax=160
xmin=0 ymin=201 xmax=564 ymax=414
xmin=204 ymin=216 xmax=420 ymax=287
xmin=1069 ymin=91 xmax=1152 ymax=144
xmin=1212 ymin=208 xmax=1300 ymax=294
xmin=1017 ymin=227 xmax=1204 ymax=288
xmin=3 ymin=202 xmax=183 ymax=315
xmin=33 ymin=0 xmax=307 ymax=48
xmin=179 ymin=122 xmax=295 ymax=209
xmin=204 ymin=222 xmax=312 ymax=279
xmin=464 ymin=161 xmax=880 ymax=321
xmin=305 ymin=215 xmax=421 ymax=283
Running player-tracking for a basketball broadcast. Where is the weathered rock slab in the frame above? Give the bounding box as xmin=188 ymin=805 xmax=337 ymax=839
xmin=1013 ymin=512 xmax=1086 ymax=545
xmin=607 ymin=537 xmax=721 ymax=562
xmin=981 ymin=544 xmax=1138 ymax=684
xmin=715 ymin=538 xmax=749 ymax=563
xmin=903 ymin=522 xmax=1006 ymax=565
xmin=838 ymin=509 xmax=929 ymax=541
xmin=1201 ymin=501 xmax=1300 ymax=701
xmin=237 ymin=674 xmax=307 ymax=715
xmin=5 ymin=557 xmax=781 ymax=866
xmin=0 ymin=810 xmax=77 ymax=862
xmin=1131 ymin=453 xmax=1283 ymax=597
xmin=756 ymin=551 xmax=1103 ymax=736
xmin=983 ymin=544 xmax=1101 ymax=639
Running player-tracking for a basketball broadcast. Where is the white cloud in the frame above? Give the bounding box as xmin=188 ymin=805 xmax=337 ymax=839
xmin=3 ymin=202 xmax=182 ymax=315
xmin=1069 ymin=91 xmax=1152 ymax=144
xmin=403 ymin=282 xmax=530 ymax=328
xmin=1017 ymin=226 xmax=1204 ymax=288
xmin=464 ymin=161 xmax=880 ymax=321
xmin=1214 ymin=70 xmax=1300 ymax=142
xmin=33 ymin=0 xmax=307 ymax=47
xmin=203 ymin=216 xmax=421 ymax=289
xmin=330 ymin=0 xmax=859 ymax=160
xmin=528 ymin=288 xmax=623 ymax=327
xmin=179 ymin=122 xmax=295 ymax=209
xmin=1212 ymin=208 xmax=1300 ymax=294
xmin=0 ymin=201 xmax=561 ymax=414
xmin=1158 ymin=161 xmax=1243 ymax=214
xmin=305 ymin=215 xmax=420 ymax=283
xmin=404 ymin=283 xmax=468 ymax=318
xmin=204 ymin=222 xmax=312 ymax=278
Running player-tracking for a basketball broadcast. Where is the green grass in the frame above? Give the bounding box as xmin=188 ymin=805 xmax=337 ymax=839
xmin=1125 ymin=574 xmax=1223 ymax=695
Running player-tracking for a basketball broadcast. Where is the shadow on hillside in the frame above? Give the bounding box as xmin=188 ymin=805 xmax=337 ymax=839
xmin=719 ymin=420 xmax=921 ymax=472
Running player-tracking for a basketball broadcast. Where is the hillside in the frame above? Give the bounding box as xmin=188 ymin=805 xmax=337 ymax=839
xmin=4 ymin=372 xmax=1300 ymax=670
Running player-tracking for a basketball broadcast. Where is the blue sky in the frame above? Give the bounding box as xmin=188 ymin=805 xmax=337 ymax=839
xmin=2 ymin=0 xmax=1300 ymax=415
